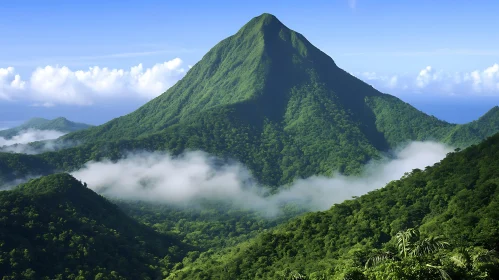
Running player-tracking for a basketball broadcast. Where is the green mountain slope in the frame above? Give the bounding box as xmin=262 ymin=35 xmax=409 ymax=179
xmin=0 ymin=117 xmax=92 ymax=139
xmin=50 ymin=14 xmax=497 ymax=185
xmin=173 ymin=133 xmax=499 ymax=279
xmin=1 ymin=14 xmax=499 ymax=187
xmin=0 ymin=173 xmax=188 ymax=280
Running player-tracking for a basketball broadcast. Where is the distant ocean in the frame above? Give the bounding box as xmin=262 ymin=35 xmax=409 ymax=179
xmin=399 ymin=95 xmax=499 ymax=124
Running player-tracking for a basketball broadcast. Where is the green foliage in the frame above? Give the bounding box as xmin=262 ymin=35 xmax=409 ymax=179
xmin=0 ymin=174 xmax=188 ymax=279
xmin=114 ymin=200 xmax=304 ymax=250
xmin=172 ymin=133 xmax=499 ymax=279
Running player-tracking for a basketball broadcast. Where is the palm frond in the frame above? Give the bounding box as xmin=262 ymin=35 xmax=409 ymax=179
xmin=365 ymin=251 xmax=396 ymax=269
xmin=395 ymin=228 xmax=418 ymax=258
xmin=411 ymin=236 xmax=450 ymax=257
xmin=426 ymin=264 xmax=452 ymax=280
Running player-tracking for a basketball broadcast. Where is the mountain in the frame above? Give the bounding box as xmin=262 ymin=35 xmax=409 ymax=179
xmin=1 ymin=14 xmax=498 ymax=188
xmin=171 ymin=133 xmax=499 ymax=280
xmin=0 ymin=173 xmax=188 ymax=279
xmin=0 ymin=117 xmax=92 ymax=139
xmin=50 ymin=13 xmax=498 ymax=186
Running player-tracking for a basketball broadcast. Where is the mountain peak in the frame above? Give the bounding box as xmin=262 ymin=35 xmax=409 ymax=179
xmin=255 ymin=13 xmax=281 ymax=25
xmin=237 ymin=13 xmax=287 ymax=35
xmin=476 ymin=105 xmax=499 ymax=122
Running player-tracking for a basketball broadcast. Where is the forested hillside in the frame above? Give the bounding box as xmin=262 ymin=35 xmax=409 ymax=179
xmin=171 ymin=133 xmax=499 ymax=279
xmin=0 ymin=174 xmax=188 ymax=280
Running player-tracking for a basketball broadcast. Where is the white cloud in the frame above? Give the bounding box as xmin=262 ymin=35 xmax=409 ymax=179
xmin=71 ymin=141 xmax=451 ymax=216
xmin=0 ymin=129 xmax=65 ymax=147
xmin=30 ymin=102 xmax=55 ymax=108
xmin=357 ymin=72 xmax=402 ymax=90
xmin=416 ymin=66 xmax=443 ymax=88
xmin=0 ymin=67 xmax=25 ymax=100
xmin=356 ymin=63 xmax=499 ymax=95
xmin=0 ymin=58 xmax=186 ymax=105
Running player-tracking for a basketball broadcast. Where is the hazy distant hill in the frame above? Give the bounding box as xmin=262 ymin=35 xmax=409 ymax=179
xmin=0 ymin=117 xmax=92 ymax=139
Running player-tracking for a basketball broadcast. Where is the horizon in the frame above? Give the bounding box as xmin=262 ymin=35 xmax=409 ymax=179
xmin=1 ymin=1 xmax=498 ymax=125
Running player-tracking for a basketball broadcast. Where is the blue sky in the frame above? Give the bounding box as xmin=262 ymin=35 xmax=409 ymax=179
xmin=1 ymin=0 xmax=498 ymax=125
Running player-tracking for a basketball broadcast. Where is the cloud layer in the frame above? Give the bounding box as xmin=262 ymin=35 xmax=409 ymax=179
xmin=71 ymin=141 xmax=452 ymax=216
xmin=4 ymin=60 xmax=498 ymax=106
xmin=0 ymin=58 xmax=186 ymax=105
xmin=356 ymin=63 xmax=499 ymax=95
xmin=0 ymin=129 xmax=65 ymax=147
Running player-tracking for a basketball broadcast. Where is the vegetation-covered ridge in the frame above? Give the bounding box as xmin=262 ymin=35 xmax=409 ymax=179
xmin=0 ymin=173 xmax=189 ymax=280
xmin=170 ymin=132 xmax=499 ymax=279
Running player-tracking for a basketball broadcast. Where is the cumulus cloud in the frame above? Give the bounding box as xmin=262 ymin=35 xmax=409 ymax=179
xmin=71 ymin=141 xmax=452 ymax=216
xmin=0 ymin=67 xmax=25 ymax=100
xmin=0 ymin=129 xmax=65 ymax=147
xmin=356 ymin=63 xmax=499 ymax=95
xmin=0 ymin=58 xmax=186 ymax=105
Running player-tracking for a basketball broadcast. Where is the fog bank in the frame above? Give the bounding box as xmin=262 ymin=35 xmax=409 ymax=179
xmin=71 ymin=141 xmax=452 ymax=215
xmin=0 ymin=129 xmax=67 ymax=154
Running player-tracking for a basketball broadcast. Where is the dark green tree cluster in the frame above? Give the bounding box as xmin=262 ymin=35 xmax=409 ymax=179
xmin=115 ymin=200 xmax=304 ymax=250
xmin=0 ymin=174 xmax=188 ymax=280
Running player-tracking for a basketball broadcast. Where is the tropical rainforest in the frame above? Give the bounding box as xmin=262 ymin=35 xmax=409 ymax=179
xmin=1 ymin=13 xmax=499 ymax=280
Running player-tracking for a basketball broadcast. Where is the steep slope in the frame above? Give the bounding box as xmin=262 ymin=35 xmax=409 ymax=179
xmin=0 ymin=117 xmax=92 ymax=139
xmin=173 ymin=133 xmax=499 ymax=279
xmin=0 ymin=152 xmax=56 ymax=188
xmin=0 ymin=173 xmax=188 ymax=279
xmin=443 ymin=106 xmax=499 ymax=146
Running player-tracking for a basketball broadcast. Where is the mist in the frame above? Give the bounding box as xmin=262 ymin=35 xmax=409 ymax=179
xmin=71 ymin=141 xmax=452 ymax=215
xmin=0 ymin=129 xmax=67 ymax=154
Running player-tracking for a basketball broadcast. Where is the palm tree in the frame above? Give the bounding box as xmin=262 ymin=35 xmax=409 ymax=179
xmin=365 ymin=228 xmax=452 ymax=279
xmin=451 ymin=247 xmax=498 ymax=275
xmin=365 ymin=251 xmax=396 ymax=269
xmin=425 ymin=264 xmax=452 ymax=280
xmin=411 ymin=236 xmax=450 ymax=257
xmin=395 ymin=228 xmax=418 ymax=258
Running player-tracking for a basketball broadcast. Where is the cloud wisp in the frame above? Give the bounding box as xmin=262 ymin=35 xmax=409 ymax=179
xmin=355 ymin=63 xmax=499 ymax=95
xmin=0 ymin=129 xmax=67 ymax=154
xmin=71 ymin=141 xmax=452 ymax=216
xmin=0 ymin=129 xmax=65 ymax=146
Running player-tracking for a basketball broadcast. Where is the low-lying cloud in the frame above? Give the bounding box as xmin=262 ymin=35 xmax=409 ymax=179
xmin=0 ymin=129 xmax=67 ymax=154
xmin=71 ymin=141 xmax=452 ymax=215
xmin=0 ymin=129 xmax=65 ymax=146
